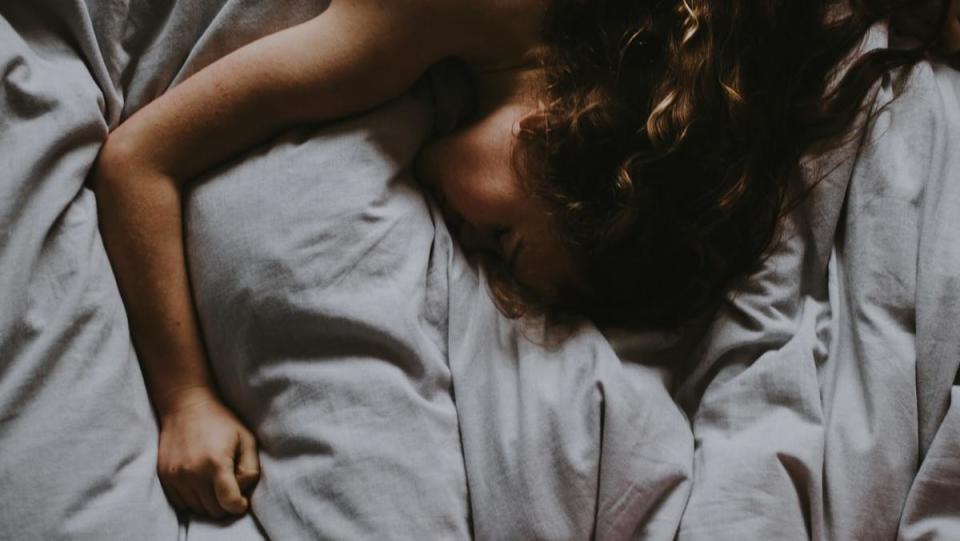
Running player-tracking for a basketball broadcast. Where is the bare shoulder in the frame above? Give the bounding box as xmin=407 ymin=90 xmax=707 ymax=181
xmin=386 ymin=0 xmax=550 ymax=64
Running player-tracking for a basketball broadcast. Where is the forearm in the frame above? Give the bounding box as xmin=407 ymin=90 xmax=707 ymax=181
xmin=93 ymin=139 xmax=218 ymax=416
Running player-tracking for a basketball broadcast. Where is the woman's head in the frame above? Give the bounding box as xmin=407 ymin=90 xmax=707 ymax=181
xmin=419 ymin=0 xmax=932 ymax=329
xmin=415 ymin=64 xmax=587 ymax=302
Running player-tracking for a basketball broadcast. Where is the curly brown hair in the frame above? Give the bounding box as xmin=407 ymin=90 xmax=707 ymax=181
xmin=490 ymin=0 xmax=948 ymax=329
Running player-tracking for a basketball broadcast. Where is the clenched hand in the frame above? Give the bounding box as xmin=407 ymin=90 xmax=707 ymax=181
xmin=157 ymin=390 xmax=260 ymax=518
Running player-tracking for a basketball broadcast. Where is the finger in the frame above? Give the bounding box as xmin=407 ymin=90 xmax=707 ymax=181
xmin=179 ymin=484 xmax=206 ymax=517
xmin=213 ymin=462 xmax=247 ymax=515
xmin=235 ymin=433 xmax=261 ymax=494
xmin=193 ymin=483 xmax=227 ymax=519
xmin=162 ymin=484 xmax=188 ymax=513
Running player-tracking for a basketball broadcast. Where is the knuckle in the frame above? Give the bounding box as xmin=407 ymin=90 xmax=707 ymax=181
xmin=215 ymin=457 xmax=232 ymax=471
xmin=179 ymin=465 xmax=205 ymax=481
xmin=185 ymin=457 xmax=216 ymax=476
xmin=158 ymin=463 xmax=183 ymax=480
xmin=224 ymin=497 xmax=246 ymax=514
xmin=236 ymin=464 xmax=260 ymax=474
xmin=216 ymin=490 xmax=238 ymax=506
xmin=237 ymin=468 xmax=260 ymax=481
xmin=201 ymin=456 xmax=219 ymax=473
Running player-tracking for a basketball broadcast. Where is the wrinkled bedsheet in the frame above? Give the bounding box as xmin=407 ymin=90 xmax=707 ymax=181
xmin=673 ymin=27 xmax=960 ymax=540
xmin=0 ymin=1 xmax=690 ymax=539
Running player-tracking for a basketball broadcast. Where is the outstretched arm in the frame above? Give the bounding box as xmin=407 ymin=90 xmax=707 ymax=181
xmin=92 ymin=1 xmax=457 ymax=518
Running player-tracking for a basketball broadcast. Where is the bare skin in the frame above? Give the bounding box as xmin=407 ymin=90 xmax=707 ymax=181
xmin=945 ymin=0 xmax=960 ymax=52
xmin=91 ymin=0 xmax=562 ymax=519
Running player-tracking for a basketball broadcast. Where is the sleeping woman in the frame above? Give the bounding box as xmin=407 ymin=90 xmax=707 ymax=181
xmin=91 ymin=0 xmax=959 ymax=520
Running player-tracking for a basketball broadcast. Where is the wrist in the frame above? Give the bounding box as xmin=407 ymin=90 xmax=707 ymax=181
xmin=154 ymin=384 xmax=220 ymax=418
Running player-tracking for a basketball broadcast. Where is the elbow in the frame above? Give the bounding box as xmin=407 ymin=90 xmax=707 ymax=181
xmin=90 ymin=133 xmax=185 ymax=228
xmin=91 ymin=131 xmax=178 ymax=196
xmin=91 ymin=132 xmax=140 ymax=193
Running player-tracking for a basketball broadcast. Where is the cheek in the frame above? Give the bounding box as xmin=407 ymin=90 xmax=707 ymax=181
xmin=416 ymin=129 xmax=488 ymax=192
xmin=416 ymin=120 xmax=520 ymax=224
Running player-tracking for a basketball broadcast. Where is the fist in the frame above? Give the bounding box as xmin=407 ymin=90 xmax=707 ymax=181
xmin=157 ymin=395 xmax=261 ymax=518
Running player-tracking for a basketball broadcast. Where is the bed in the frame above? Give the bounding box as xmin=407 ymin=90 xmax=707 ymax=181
xmin=1 ymin=1 xmax=958 ymax=540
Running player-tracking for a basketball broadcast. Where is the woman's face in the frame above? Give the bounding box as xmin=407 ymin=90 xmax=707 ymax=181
xmin=414 ymin=102 xmax=581 ymax=296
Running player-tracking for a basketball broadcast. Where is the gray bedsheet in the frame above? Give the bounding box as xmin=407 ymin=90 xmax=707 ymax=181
xmin=673 ymin=26 xmax=960 ymax=540
xmin=0 ymin=2 xmax=178 ymax=540
xmin=1 ymin=1 xmax=692 ymax=539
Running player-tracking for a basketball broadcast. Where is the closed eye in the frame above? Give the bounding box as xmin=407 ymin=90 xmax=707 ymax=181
xmin=493 ymin=227 xmax=511 ymax=255
xmin=492 ymin=228 xmax=524 ymax=273
xmin=507 ymin=239 xmax=525 ymax=274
